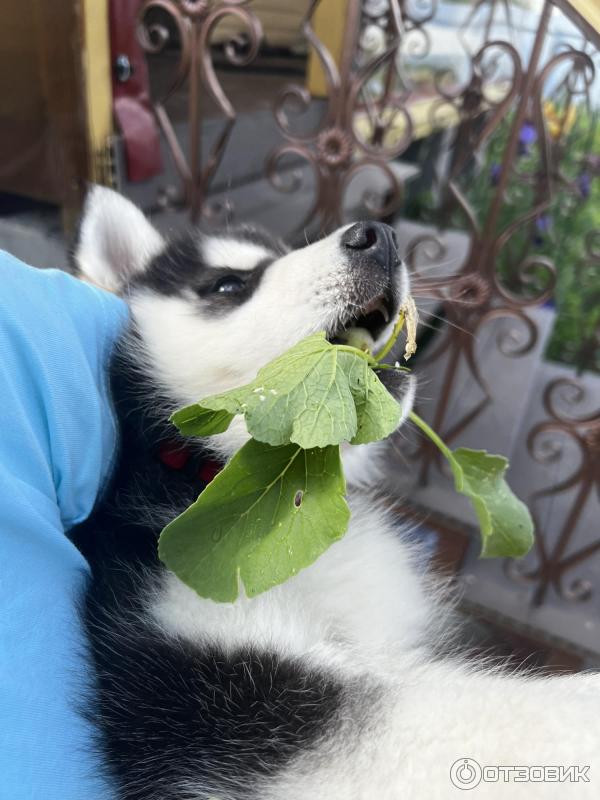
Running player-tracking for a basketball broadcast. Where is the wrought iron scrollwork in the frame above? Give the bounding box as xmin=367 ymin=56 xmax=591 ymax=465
xmin=407 ymin=0 xmax=597 ymax=485
xmin=505 ymin=377 xmax=600 ymax=606
xmin=267 ymin=0 xmax=437 ymax=235
xmin=137 ymin=0 xmax=263 ymax=221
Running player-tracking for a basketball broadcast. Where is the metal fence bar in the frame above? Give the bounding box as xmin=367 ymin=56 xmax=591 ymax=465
xmin=137 ymin=0 xmax=263 ymax=221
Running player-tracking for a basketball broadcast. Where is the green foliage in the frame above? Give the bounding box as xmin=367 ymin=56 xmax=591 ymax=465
xmin=466 ymin=106 xmax=600 ymax=374
xmin=408 ymin=104 xmax=600 ymax=373
xmin=159 ymin=332 xmax=534 ymax=602
xmin=450 ymin=449 xmax=533 ymax=558
xmin=174 ymin=333 xmax=402 ymax=450
xmin=159 ymin=440 xmax=349 ymax=603
xmin=172 ymin=406 xmax=235 ymax=437
xmin=408 ymin=413 xmax=533 ymax=558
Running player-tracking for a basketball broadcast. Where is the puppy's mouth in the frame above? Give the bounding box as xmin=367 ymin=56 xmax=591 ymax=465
xmin=328 ymin=291 xmax=394 ymax=351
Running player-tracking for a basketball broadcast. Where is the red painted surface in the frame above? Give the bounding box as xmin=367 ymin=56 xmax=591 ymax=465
xmin=109 ymin=0 xmax=163 ymax=181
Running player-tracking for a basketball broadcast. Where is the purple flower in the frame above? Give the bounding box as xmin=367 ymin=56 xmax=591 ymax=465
xmin=490 ymin=163 xmax=501 ymax=186
xmin=533 ymin=214 xmax=552 ymax=246
xmin=577 ymin=172 xmax=591 ymax=199
xmin=535 ymin=214 xmax=552 ymax=233
xmin=518 ymin=121 xmax=537 ymax=155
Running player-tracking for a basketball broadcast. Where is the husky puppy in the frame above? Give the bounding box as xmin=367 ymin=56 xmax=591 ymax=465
xmin=72 ymin=187 xmax=598 ymax=800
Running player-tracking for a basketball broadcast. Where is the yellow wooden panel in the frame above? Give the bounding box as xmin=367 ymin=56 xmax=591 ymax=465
xmin=353 ymin=84 xmax=507 ymax=146
xmin=211 ymin=1 xmax=311 ymax=49
xmin=564 ymin=0 xmax=600 ymax=36
xmin=307 ymin=0 xmax=349 ymax=97
xmin=354 ymin=99 xmax=459 ymax=147
xmin=81 ymin=0 xmax=113 ymax=185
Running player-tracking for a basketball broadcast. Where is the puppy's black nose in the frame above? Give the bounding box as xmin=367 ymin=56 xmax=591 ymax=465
xmin=341 ymin=222 xmax=398 ymax=270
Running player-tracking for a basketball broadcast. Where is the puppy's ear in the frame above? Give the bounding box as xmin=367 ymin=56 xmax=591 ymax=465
xmin=75 ymin=186 xmax=165 ymax=292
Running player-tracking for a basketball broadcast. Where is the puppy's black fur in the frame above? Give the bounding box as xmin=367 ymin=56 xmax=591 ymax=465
xmin=69 ymin=244 xmax=350 ymax=800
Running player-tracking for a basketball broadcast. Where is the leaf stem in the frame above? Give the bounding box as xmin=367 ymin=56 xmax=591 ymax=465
xmin=374 ymin=310 xmax=406 ymax=362
xmin=408 ymin=410 xmax=454 ymax=462
xmin=333 ymin=343 xmax=377 ymax=364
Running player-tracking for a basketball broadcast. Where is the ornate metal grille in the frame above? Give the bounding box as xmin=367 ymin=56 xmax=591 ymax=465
xmin=137 ymin=0 xmax=263 ymax=220
xmin=133 ymin=0 xmax=600 ymax=659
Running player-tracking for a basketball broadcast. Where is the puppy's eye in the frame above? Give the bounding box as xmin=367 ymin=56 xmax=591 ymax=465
xmin=212 ymin=276 xmax=245 ymax=295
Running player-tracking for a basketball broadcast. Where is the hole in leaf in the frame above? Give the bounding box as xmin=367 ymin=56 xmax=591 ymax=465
xmin=294 ymin=490 xmax=303 ymax=508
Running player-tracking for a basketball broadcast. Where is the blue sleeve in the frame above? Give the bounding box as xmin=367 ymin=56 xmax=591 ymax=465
xmin=0 ymin=252 xmax=128 ymax=799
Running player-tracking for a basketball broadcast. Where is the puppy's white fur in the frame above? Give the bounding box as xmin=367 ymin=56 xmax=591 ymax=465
xmin=77 ymin=187 xmax=165 ymax=292
xmin=201 ymin=236 xmax=272 ymax=270
xmin=77 ymin=188 xmax=600 ymax=800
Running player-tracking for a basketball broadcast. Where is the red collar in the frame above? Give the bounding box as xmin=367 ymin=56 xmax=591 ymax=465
xmin=158 ymin=441 xmax=221 ymax=485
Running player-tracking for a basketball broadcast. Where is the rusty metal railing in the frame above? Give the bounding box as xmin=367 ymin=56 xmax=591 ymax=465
xmin=137 ymin=0 xmax=263 ymax=221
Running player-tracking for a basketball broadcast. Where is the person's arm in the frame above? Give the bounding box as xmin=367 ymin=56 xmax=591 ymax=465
xmin=0 ymin=252 xmax=128 ymax=800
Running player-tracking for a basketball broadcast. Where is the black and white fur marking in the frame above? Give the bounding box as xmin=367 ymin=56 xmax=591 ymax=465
xmin=71 ymin=187 xmax=599 ymax=800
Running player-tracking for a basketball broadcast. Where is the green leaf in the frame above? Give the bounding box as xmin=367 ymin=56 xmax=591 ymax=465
xmin=171 ymin=405 xmax=235 ymax=437
xmin=450 ymin=448 xmax=534 ymax=558
xmin=344 ymin=356 xmax=403 ymax=444
xmin=408 ymin=411 xmax=534 ymax=559
xmin=197 ymin=332 xmax=401 ymax=449
xmin=158 ymin=438 xmax=350 ymax=602
xmin=161 ymin=331 xmax=534 ymax=606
